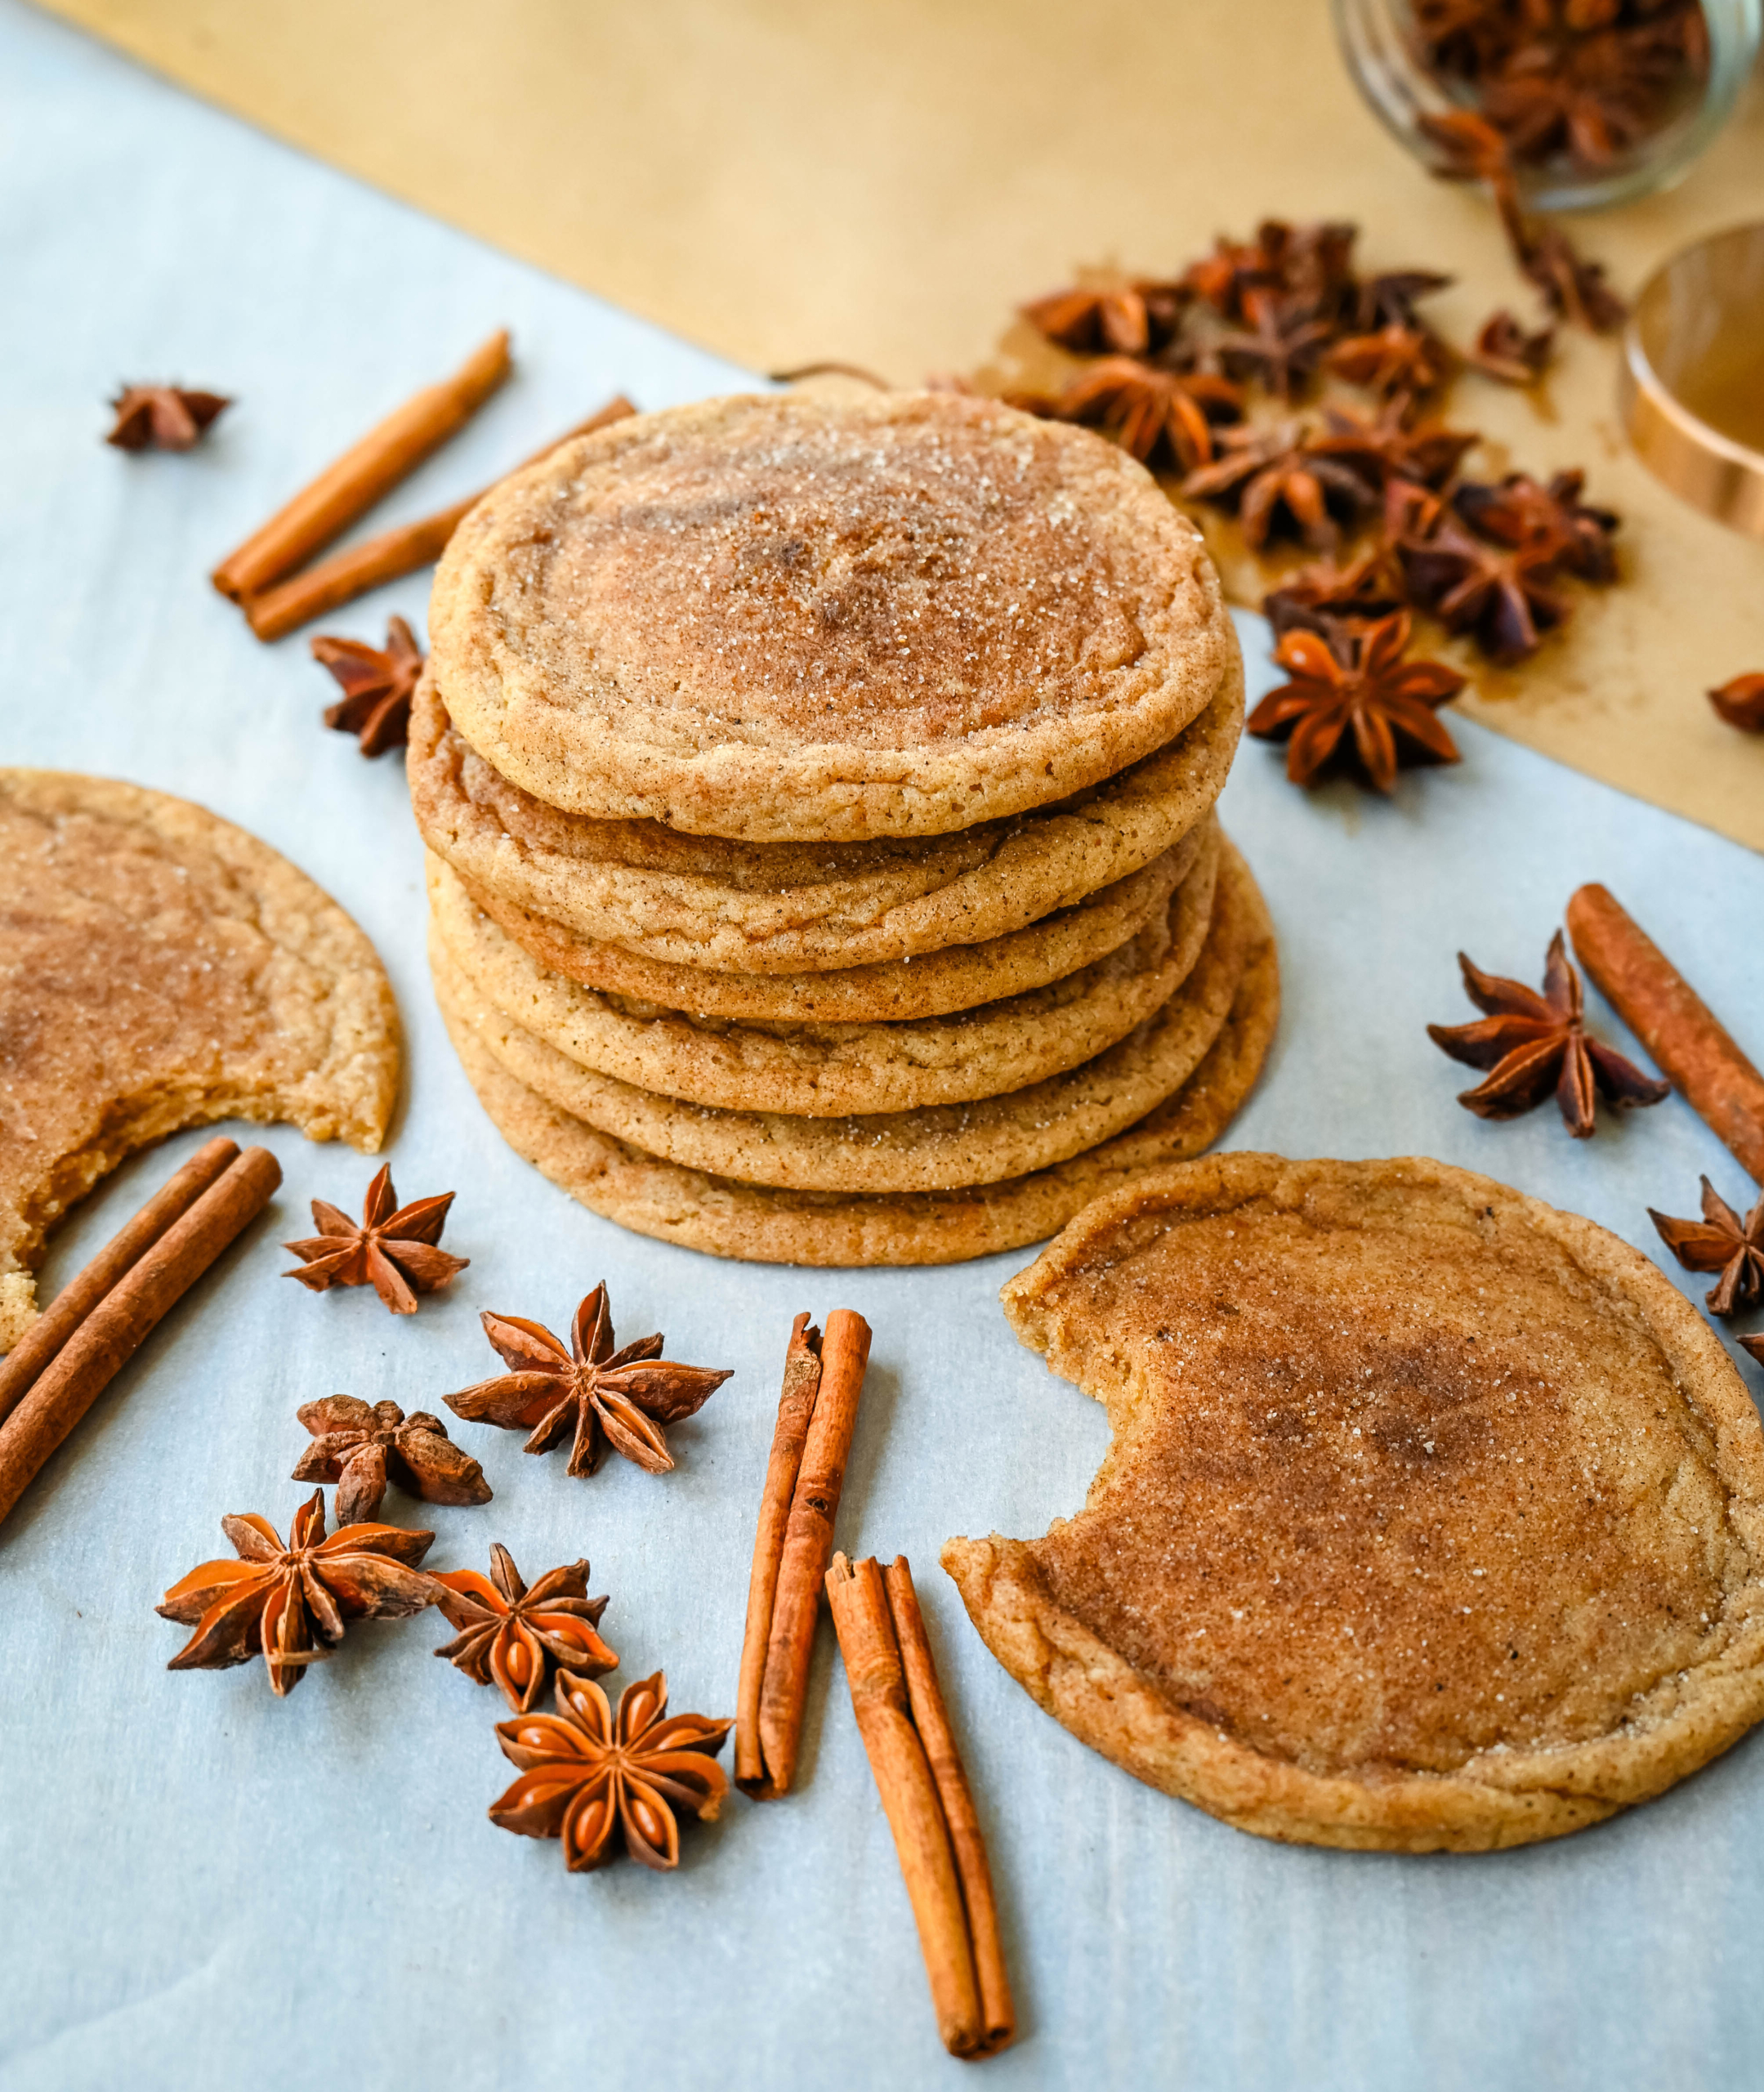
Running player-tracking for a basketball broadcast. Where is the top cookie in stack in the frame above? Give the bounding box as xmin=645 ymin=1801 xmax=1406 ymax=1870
xmin=415 ymin=391 xmax=1277 ymax=1267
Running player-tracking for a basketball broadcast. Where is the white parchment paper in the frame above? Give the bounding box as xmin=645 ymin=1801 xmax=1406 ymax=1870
xmin=3 ymin=10 xmax=1763 ymax=2088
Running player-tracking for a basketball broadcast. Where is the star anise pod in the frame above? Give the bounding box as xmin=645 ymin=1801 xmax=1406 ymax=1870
xmin=1262 ymin=546 xmax=1405 ymax=642
xmin=1260 ymin=219 xmax=1361 ymax=319
xmin=1399 ymin=517 xmax=1570 ymax=661
xmin=1420 ymin=105 xmax=1521 ymax=183
xmin=1412 ymin=0 xmax=1522 ymax=79
xmin=1214 ymin=288 xmax=1334 ymax=400
xmin=1020 ymin=279 xmax=1188 ymax=356
xmin=1464 ymin=310 xmax=1556 ymax=384
xmin=105 ymin=384 xmax=230 ymax=451
xmin=157 ymin=1489 xmax=437 ymax=1696
xmin=1427 ymin=931 xmax=1669 ymax=1136
xmin=1181 ymin=233 xmax=1281 ymax=318
xmin=490 ymin=1669 xmax=731 ymax=1871
xmin=310 ymin=615 xmax=426 ymax=757
xmin=1325 ymin=322 xmax=1456 ymax=399
xmin=432 ymin=1543 xmax=616 ymax=1712
xmin=1480 ymin=34 xmax=1656 ymax=168
xmin=1056 ymin=357 xmax=1243 ymax=472
xmin=1383 ymin=474 xmax=1448 ymax=542
xmin=1248 ymin=612 xmax=1464 ymax=793
xmin=1650 ymin=1180 xmax=1764 ymax=1316
xmin=293 ymin=1396 xmax=491 ymax=1524
xmin=1709 ymin=673 xmax=1764 ymax=733
xmin=1519 ymin=220 xmax=1628 ymax=332
xmin=1310 ymin=400 xmax=1478 ymax=492
xmin=1351 ymin=269 xmax=1454 ymax=333
xmin=1181 ymin=422 xmax=1374 ymax=551
xmin=444 ymin=1283 xmax=732 ymax=1479
xmin=1452 ymin=469 xmax=1619 ymax=581
xmin=284 ymin=1164 xmax=469 ymax=1316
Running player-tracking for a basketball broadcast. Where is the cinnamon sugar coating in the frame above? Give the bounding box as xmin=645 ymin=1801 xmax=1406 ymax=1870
xmin=433 ymin=896 xmax=1277 ymax=1267
xmin=428 ymin=392 xmax=1237 ymax=840
xmin=431 ymin=841 xmax=1257 ymax=1195
xmin=406 ymin=666 xmax=1239 ymax=972
xmin=0 ymin=771 xmax=399 ymax=1350
xmin=449 ymin=824 xmax=1204 ymax=1026
xmin=948 ymin=1156 xmax=1764 ymax=1850
xmin=426 ymin=826 xmax=1219 ymax=1117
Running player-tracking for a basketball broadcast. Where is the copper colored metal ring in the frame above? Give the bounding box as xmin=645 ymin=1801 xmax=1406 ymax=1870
xmin=1619 ymin=222 xmax=1764 ymax=539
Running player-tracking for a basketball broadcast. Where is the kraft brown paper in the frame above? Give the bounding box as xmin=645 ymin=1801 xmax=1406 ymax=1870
xmin=39 ymin=0 xmax=1764 ymax=849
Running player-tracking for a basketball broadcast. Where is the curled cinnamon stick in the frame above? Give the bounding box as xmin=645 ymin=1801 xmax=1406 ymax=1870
xmin=884 ymin=1558 xmax=1016 ymax=2056
xmin=211 ymin=329 xmax=511 ymax=602
xmin=0 ymin=1146 xmax=282 ymax=1529
xmin=826 ymin=1552 xmax=985 ymax=2059
xmin=0 ymin=1135 xmax=240 ymax=1425
xmin=242 ymin=395 xmax=637 ymax=641
xmin=755 ymin=1307 xmax=872 ymax=1795
xmin=1567 ymin=883 xmax=1764 ymax=1182
xmin=735 ymin=1313 xmax=824 ymax=1794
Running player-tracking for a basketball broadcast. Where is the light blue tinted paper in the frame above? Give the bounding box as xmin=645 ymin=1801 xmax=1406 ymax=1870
xmin=2 ymin=8 xmax=1763 ymax=2089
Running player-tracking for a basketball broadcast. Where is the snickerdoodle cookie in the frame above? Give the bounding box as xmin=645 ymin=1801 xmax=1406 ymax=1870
xmin=447 ymin=831 xmax=1202 ymax=1026
xmin=0 ymin=771 xmax=399 ymax=1349
xmin=432 ymin=842 xmax=1257 ymax=1193
xmin=946 ymin=1154 xmax=1764 ymax=1852
xmin=434 ymin=904 xmax=1276 ymax=1266
xmin=407 ymin=668 xmax=1239 ymax=977
xmin=427 ymin=829 xmax=1218 ymax=1116
xmin=427 ymin=391 xmax=1238 ymax=840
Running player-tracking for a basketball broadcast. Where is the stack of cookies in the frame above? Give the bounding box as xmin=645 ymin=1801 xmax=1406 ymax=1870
xmin=413 ymin=391 xmax=1277 ymax=1265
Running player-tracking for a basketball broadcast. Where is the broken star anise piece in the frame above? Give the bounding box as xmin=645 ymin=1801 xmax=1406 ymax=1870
xmin=1709 ymin=673 xmax=1764 ymax=733
xmin=1427 ymin=930 xmax=1670 ymax=1138
xmin=310 ymin=614 xmax=425 ymax=757
xmin=444 ymin=1282 xmax=732 ymax=1480
xmin=1248 ymin=611 xmax=1464 ymax=793
xmin=284 ymin=1164 xmax=469 ymax=1316
xmin=293 ymin=1396 xmax=491 ymax=1525
xmin=156 ymin=1489 xmax=437 ymax=1696
xmin=1262 ymin=545 xmax=1407 ymax=642
xmin=1465 ymin=310 xmax=1556 ymax=385
xmin=1056 ymin=357 xmax=1243 ymax=472
xmin=1519 ymin=221 xmax=1628 ymax=333
xmin=432 ymin=1543 xmax=616 ymax=1712
xmin=105 ymin=384 xmax=231 ymax=451
xmin=1181 ymin=422 xmax=1373 ymax=552
xmin=1649 ymin=1180 xmax=1764 ymax=1317
xmin=1352 ymin=268 xmax=1454 ymax=333
xmin=1324 ymin=321 xmax=1456 ymax=399
xmin=1399 ymin=517 xmax=1570 ymax=662
xmin=1309 ymin=400 xmax=1478 ymax=494
xmin=1452 ymin=469 xmax=1619 ymax=582
xmin=1020 ymin=279 xmax=1187 ymax=356
xmin=489 ymin=1668 xmax=731 ymax=1872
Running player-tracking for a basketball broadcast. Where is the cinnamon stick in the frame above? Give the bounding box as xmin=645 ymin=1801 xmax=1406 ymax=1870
xmin=0 ymin=1136 xmax=240 ymax=1427
xmin=0 ymin=1146 xmax=281 ymax=1529
xmin=1567 ymin=883 xmax=1764 ymax=1182
xmin=211 ymin=329 xmax=511 ymax=602
xmin=884 ymin=1558 xmax=1016 ymax=2056
xmin=756 ymin=1307 xmax=872 ymax=1795
xmin=241 ymin=394 xmax=637 ymax=641
xmin=826 ymin=1552 xmax=985 ymax=2059
xmin=735 ymin=1313 xmax=824 ymax=1794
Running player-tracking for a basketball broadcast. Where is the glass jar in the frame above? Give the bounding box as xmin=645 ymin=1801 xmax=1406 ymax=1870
xmin=1334 ymin=0 xmax=1762 ymax=212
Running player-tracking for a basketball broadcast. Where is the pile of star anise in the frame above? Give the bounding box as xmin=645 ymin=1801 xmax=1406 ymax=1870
xmin=1015 ymin=217 xmax=1621 ymax=669
xmin=1413 ymin=0 xmax=1709 ymax=177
